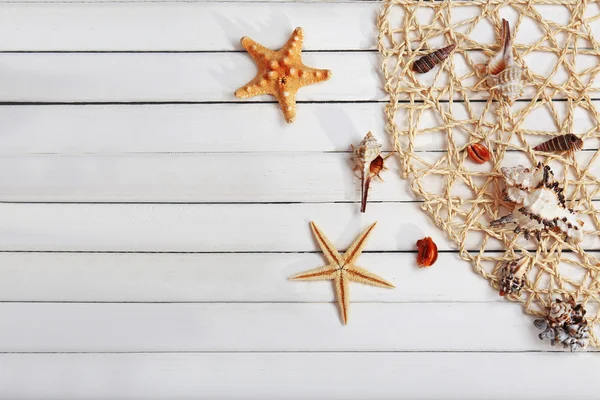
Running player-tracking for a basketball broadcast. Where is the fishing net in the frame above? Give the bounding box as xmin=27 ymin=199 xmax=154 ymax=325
xmin=377 ymin=0 xmax=600 ymax=349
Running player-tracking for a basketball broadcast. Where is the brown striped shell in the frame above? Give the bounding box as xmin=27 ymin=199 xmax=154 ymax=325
xmin=498 ymin=256 xmax=529 ymax=296
xmin=411 ymin=44 xmax=456 ymax=74
xmin=533 ymin=134 xmax=583 ymax=153
xmin=534 ymin=296 xmax=589 ymax=351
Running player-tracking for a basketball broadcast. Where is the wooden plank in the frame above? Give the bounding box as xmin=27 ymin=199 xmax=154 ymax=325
xmin=1 ymin=150 xmax=599 ymax=202
xmin=2 ymin=352 xmax=599 ymax=399
xmin=0 ymin=52 xmax=595 ymax=103
xmin=0 ymin=302 xmax=563 ymax=351
xmin=1 ymin=203 xmax=598 ymax=252
xmin=0 ymin=101 xmax=597 ymax=154
xmin=0 ymin=153 xmax=405 ymax=203
xmin=0 ymin=52 xmax=384 ymax=103
xmin=0 ymin=103 xmax=389 ymax=154
xmin=0 ymin=3 xmax=593 ymax=51
xmin=0 ymin=252 xmax=497 ymax=302
xmin=0 ymin=3 xmax=378 ymax=51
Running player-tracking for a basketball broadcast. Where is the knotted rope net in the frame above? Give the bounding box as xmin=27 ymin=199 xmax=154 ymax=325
xmin=377 ymin=0 xmax=600 ymax=348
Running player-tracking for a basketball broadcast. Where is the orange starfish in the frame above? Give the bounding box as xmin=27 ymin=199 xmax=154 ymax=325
xmin=234 ymin=27 xmax=332 ymax=123
xmin=289 ymin=221 xmax=395 ymax=325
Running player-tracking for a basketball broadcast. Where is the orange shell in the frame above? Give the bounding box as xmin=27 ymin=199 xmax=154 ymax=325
xmin=466 ymin=143 xmax=491 ymax=164
xmin=416 ymin=237 xmax=438 ymax=268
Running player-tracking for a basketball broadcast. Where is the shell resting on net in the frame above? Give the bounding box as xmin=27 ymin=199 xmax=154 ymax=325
xmin=490 ymin=163 xmax=583 ymax=243
xmin=534 ymin=297 xmax=589 ymax=351
xmin=533 ymin=134 xmax=584 ymax=153
xmin=484 ymin=19 xmax=525 ymax=105
xmin=498 ymin=256 xmax=528 ymax=296
xmin=411 ymin=44 xmax=457 ymax=74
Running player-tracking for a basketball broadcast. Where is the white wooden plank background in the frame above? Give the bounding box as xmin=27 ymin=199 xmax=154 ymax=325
xmin=0 ymin=0 xmax=598 ymax=399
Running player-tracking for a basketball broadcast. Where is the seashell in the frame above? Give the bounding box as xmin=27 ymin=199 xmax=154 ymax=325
xmin=533 ymin=297 xmax=589 ymax=351
xmin=481 ymin=19 xmax=525 ymax=106
xmin=539 ymin=328 xmax=555 ymax=341
xmin=533 ymin=134 xmax=583 ymax=154
xmin=466 ymin=143 xmax=491 ymax=164
xmin=548 ymin=299 xmax=572 ymax=328
xmin=498 ymin=256 xmax=528 ymax=296
xmin=490 ymin=164 xmax=583 ymax=243
xmin=411 ymin=44 xmax=457 ymax=74
xmin=416 ymin=236 xmax=438 ymax=267
xmin=351 ymin=132 xmax=386 ymax=213
xmin=533 ymin=318 xmax=548 ymax=330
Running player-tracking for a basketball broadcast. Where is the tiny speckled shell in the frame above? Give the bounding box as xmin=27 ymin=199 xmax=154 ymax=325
xmin=498 ymin=256 xmax=528 ymax=296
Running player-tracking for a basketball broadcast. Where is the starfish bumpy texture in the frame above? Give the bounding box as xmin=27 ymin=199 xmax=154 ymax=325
xmin=234 ymin=27 xmax=332 ymax=123
xmin=290 ymin=222 xmax=395 ymax=325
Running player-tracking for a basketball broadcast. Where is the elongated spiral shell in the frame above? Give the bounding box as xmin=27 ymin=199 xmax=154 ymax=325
xmin=533 ymin=134 xmax=583 ymax=153
xmin=411 ymin=44 xmax=456 ymax=74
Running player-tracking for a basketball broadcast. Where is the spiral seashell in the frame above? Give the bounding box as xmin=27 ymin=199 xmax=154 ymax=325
xmin=351 ymin=132 xmax=386 ymax=213
xmin=411 ymin=44 xmax=457 ymax=74
xmin=498 ymin=256 xmax=528 ymax=296
xmin=548 ymin=300 xmax=572 ymax=327
xmin=533 ymin=297 xmax=589 ymax=351
xmin=533 ymin=134 xmax=584 ymax=154
xmin=490 ymin=164 xmax=584 ymax=243
xmin=534 ymin=318 xmax=548 ymax=330
xmin=481 ymin=19 xmax=525 ymax=105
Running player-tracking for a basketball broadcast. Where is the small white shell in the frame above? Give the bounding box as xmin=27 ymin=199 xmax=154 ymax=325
xmin=351 ymin=132 xmax=384 ymax=213
xmin=352 ymin=131 xmax=380 ymax=167
xmin=484 ymin=19 xmax=525 ymax=105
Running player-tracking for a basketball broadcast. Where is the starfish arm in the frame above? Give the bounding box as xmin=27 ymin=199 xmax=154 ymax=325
xmin=334 ymin=274 xmax=350 ymax=325
xmin=274 ymin=89 xmax=297 ymax=123
xmin=289 ymin=264 xmax=338 ymax=281
xmin=345 ymin=265 xmax=395 ymax=288
xmin=240 ymin=36 xmax=276 ymax=64
xmin=310 ymin=222 xmax=343 ymax=266
xmin=235 ymin=74 xmax=273 ymax=99
xmin=298 ymin=67 xmax=332 ymax=89
xmin=342 ymin=222 xmax=377 ymax=265
xmin=281 ymin=27 xmax=304 ymax=58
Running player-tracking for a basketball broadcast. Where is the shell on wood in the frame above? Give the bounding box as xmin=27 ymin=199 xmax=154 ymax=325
xmin=411 ymin=44 xmax=457 ymax=74
xmin=490 ymin=164 xmax=584 ymax=243
xmin=498 ymin=256 xmax=528 ymax=296
xmin=482 ymin=19 xmax=525 ymax=105
xmin=533 ymin=134 xmax=584 ymax=153
xmin=351 ymin=132 xmax=386 ymax=213
xmin=534 ymin=297 xmax=589 ymax=351
xmin=416 ymin=237 xmax=438 ymax=267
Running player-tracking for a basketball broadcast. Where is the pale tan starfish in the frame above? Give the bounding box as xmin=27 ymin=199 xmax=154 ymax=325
xmin=289 ymin=221 xmax=395 ymax=325
xmin=234 ymin=27 xmax=331 ymax=123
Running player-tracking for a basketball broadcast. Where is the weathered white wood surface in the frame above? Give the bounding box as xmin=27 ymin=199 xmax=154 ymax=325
xmin=0 ymin=0 xmax=598 ymax=398
xmin=2 ymin=353 xmax=598 ymax=400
